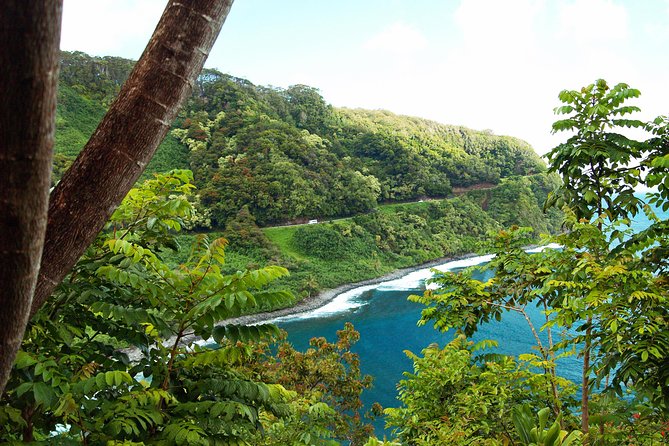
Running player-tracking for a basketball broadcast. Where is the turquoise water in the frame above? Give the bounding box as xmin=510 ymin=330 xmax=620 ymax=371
xmin=276 ymin=258 xmax=572 ymax=436
xmin=275 ymin=198 xmax=666 ymax=437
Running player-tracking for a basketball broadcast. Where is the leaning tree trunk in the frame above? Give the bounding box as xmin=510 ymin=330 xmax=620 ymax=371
xmin=0 ymin=1 xmax=62 ymax=393
xmin=31 ymin=0 xmax=234 ymax=317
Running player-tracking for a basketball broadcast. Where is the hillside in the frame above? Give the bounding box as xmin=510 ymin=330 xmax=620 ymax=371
xmin=55 ymin=51 xmax=548 ymax=227
xmin=54 ymin=52 xmax=189 ymax=183
xmin=53 ymin=51 xmax=562 ymax=302
xmin=177 ymin=71 xmax=546 ymax=226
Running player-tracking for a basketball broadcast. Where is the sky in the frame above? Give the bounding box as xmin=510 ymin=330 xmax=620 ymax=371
xmin=60 ymin=0 xmax=669 ymax=155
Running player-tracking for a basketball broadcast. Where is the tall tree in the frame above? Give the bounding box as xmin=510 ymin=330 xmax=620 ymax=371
xmin=0 ymin=0 xmax=234 ymax=395
xmin=0 ymin=0 xmax=62 ymax=401
xmin=548 ymin=79 xmax=645 ymax=436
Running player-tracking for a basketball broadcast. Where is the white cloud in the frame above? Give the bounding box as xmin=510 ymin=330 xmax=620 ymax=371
xmin=454 ymin=0 xmax=544 ymax=56
xmin=60 ymin=0 xmax=165 ymax=58
xmin=57 ymin=0 xmax=667 ymax=157
xmin=363 ymin=22 xmax=428 ymax=54
xmin=414 ymin=0 xmax=555 ymax=152
xmin=556 ymin=0 xmax=629 ymax=42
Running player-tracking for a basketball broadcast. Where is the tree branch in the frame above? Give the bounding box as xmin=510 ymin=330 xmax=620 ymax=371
xmin=31 ymin=0 xmax=234 ymax=317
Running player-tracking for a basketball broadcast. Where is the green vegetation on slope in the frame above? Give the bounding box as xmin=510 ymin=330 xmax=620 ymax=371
xmin=178 ymin=72 xmax=546 ymax=225
xmin=55 ymin=51 xmax=549 ymax=234
xmin=53 ymin=51 xmax=189 ymax=184
xmin=55 ymin=85 xmax=106 ymax=158
xmin=54 ymin=50 xmax=560 ymax=306
xmin=335 ymin=108 xmax=544 ymax=191
xmin=200 ymin=174 xmax=562 ymax=304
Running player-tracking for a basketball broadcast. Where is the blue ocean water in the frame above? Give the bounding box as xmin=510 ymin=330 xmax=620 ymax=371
xmin=276 ymin=257 xmax=567 ymax=437
xmin=275 ymin=197 xmax=666 ymax=437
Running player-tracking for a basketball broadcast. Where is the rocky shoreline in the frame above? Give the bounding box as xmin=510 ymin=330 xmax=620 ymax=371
xmin=223 ymin=251 xmax=482 ymax=327
xmin=125 ymin=252 xmax=482 ymax=361
xmin=126 ymin=245 xmax=555 ymax=360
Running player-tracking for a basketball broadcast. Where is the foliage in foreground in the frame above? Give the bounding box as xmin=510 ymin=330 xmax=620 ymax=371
xmin=382 ymin=80 xmax=669 ymax=445
xmin=384 ymin=335 xmax=577 ymax=445
xmin=0 ymin=171 xmax=375 ymax=444
xmin=240 ymin=323 xmax=377 ymax=445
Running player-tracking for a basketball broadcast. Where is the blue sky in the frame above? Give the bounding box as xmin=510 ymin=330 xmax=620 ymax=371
xmin=61 ymin=0 xmax=669 ymax=154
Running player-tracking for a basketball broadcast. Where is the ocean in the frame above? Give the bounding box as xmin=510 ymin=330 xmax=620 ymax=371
xmin=273 ymin=199 xmax=666 ymax=437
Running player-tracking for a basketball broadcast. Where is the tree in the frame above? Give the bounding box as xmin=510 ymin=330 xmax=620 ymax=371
xmin=285 ymin=84 xmax=333 ymax=134
xmin=411 ymin=228 xmax=569 ymax=418
xmin=548 ymin=79 xmax=655 ymax=434
xmin=0 ymin=0 xmax=63 ymax=401
xmin=243 ymin=323 xmax=377 ymax=445
xmin=384 ymin=335 xmax=578 ymax=445
xmin=0 ymin=0 xmax=234 ymax=395
xmin=1 ymin=171 xmax=295 ymax=442
xmin=408 ymin=80 xmax=669 ymax=443
xmin=547 ymin=79 xmax=647 ymax=224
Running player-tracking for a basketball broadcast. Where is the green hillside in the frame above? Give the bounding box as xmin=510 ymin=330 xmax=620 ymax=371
xmin=54 ymin=50 xmax=561 ymax=302
xmin=53 ymin=51 xmax=189 ymax=183
xmin=191 ymin=173 xmax=561 ymax=303
xmin=177 ymin=70 xmax=546 ymax=226
xmin=56 ymin=51 xmax=549 ymax=227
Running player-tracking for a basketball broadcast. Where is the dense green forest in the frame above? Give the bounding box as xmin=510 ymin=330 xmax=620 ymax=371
xmin=55 ymin=51 xmax=545 ymax=226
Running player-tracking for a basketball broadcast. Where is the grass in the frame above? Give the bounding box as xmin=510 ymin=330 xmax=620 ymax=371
xmin=55 ymin=86 xmax=106 ymax=157
xmin=376 ymin=200 xmax=435 ymax=215
xmin=263 ymin=226 xmax=307 ymax=261
xmin=55 ymin=85 xmax=189 ymax=183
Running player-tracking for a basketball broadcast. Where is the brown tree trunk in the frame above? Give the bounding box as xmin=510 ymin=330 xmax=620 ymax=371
xmin=0 ymin=1 xmax=62 ymax=394
xmin=31 ymin=0 xmax=234 ymax=316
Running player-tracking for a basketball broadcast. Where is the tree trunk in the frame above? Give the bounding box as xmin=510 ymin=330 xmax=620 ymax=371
xmin=582 ymin=320 xmax=592 ymax=439
xmin=0 ymin=1 xmax=62 ymax=394
xmin=31 ymin=0 xmax=234 ymax=316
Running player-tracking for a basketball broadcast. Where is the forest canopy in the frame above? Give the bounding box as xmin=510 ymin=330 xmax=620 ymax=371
xmin=55 ymin=51 xmax=546 ymax=227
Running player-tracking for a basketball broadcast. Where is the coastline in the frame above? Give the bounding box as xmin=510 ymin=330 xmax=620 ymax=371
xmin=223 ymin=251 xmax=482 ymax=327
xmin=124 ymin=252 xmax=481 ymax=361
xmin=127 ymin=244 xmax=551 ymax=360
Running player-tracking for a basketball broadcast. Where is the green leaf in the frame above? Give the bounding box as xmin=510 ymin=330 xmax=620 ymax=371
xmin=33 ymin=382 xmax=55 ymax=408
xmin=14 ymin=351 xmax=37 ymax=369
xmin=15 ymin=382 xmax=33 ymax=398
xmin=147 ymin=216 xmax=158 ymax=229
xmin=544 ymin=420 xmax=561 ymax=445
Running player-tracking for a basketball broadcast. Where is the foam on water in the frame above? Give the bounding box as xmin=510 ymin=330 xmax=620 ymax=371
xmin=422 ymin=254 xmax=495 ymax=289
xmin=376 ymin=268 xmax=437 ymax=291
xmin=271 ymin=284 xmax=379 ymax=322
xmin=527 ymin=243 xmax=561 ymax=253
xmin=433 ymin=254 xmax=495 ymax=271
xmin=274 ymin=246 xmax=564 ymax=321
xmin=274 ymin=252 xmax=508 ymax=322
